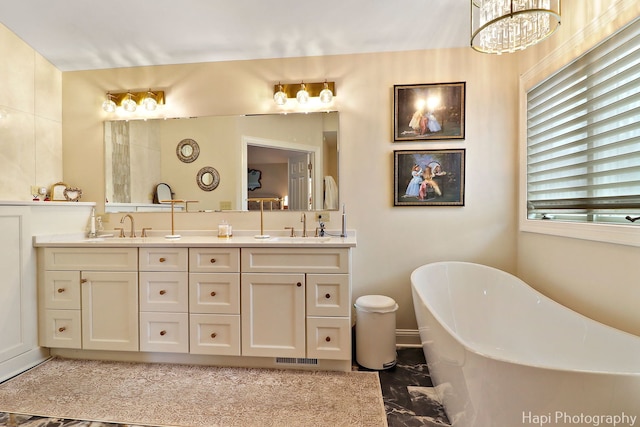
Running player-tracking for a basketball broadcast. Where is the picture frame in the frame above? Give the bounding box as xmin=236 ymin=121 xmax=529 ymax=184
xmin=393 ymin=82 xmax=466 ymax=141
xmin=394 ymin=149 xmax=465 ymax=206
xmin=248 ymin=168 xmax=262 ymax=191
xmin=51 ymin=182 xmax=68 ymax=201
xmin=63 ymin=187 xmax=82 ymax=202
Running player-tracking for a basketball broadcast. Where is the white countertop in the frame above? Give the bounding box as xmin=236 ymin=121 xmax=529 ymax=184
xmin=33 ymin=230 xmax=357 ymax=248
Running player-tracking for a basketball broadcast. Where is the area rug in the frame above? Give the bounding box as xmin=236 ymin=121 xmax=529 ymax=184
xmin=0 ymin=358 xmax=387 ymax=427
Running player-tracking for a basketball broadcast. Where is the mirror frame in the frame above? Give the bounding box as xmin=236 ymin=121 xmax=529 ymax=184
xmin=176 ymin=138 xmax=200 ymax=163
xmin=196 ymin=166 xmax=220 ymax=191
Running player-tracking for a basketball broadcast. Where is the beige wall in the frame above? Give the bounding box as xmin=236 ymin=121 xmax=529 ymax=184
xmin=62 ymin=46 xmax=520 ymax=330
xmin=0 ymin=24 xmax=62 ymax=200
xmin=516 ymin=0 xmax=640 ymax=336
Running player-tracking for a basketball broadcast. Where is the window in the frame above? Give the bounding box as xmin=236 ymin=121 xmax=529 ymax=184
xmin=526 ymin=17 xmax=640 ymax=227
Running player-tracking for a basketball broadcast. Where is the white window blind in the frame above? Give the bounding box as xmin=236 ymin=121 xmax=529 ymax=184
xmin=527 ymin=17 xmax=640 ymax=225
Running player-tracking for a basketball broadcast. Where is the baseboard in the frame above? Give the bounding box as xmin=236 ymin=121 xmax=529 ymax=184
xmin=0 ymin=347 xmax=50 ymax=383
xmin=395 ymin=329 xmax=421 ymax=348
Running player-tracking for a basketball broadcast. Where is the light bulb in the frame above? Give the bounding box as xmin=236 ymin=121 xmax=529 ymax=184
xmin=273 ymin=85 xmax=287 ymax=105
xmin=143 ymin=92 xmax=157 ymax=111
xmin=296 ymin=83 xmax=309 ymax=104
xmin=319 ymin=82 xmax=333 ymax=104
xmin=102 ymin=94 xmax=116 ymax=113
xmin=122 ymin=93 xmax=137 ymax=112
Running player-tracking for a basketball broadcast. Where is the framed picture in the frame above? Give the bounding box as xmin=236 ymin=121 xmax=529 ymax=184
xmin=394 ymin=82 xmax=465 ymax=141
xmin=51 ymin=182 xmax=68 ymax=201
xmin=248 ymin=169 xmax=262 ymax=191
xmin=394 ymin=149 xmax=465 ymax=206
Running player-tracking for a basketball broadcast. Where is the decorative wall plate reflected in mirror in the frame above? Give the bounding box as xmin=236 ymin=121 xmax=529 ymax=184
xmin=176 ymin=138 xmax=200 ymax=163
xmin=196 ymin=166 xmax=220 ymax=191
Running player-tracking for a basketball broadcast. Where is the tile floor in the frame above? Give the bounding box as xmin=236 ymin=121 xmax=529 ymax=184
xmin=0 ymin=347 xmax=449 ymax=427
xmin=377 ymin=347 xmax=450 ymax=427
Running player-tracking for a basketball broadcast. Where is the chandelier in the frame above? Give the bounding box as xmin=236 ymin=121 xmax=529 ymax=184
xmin=471 ymin=0 xmax=561 ymax=54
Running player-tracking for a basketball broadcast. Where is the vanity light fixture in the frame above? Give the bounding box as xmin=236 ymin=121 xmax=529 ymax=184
xmin=102 ymin=93 xmax=117 ymax=113
xmin=101 ymin=90 xmax=166 ymax=113
xmin=273 ymin=83 xmax=287 ymax=105
xmin=272 ymin=81 xmax=336 ymax=106
xmin=470 ymin=0 xmax=561 ymax=54
xmin=318 ymin=81 xmax=334 ymax=104
xmin=142 ymin=90 xmax=158 ymax=111
xmin=296 ymin=83 xmax=310 ymax=104
xmin=122 ymin=92 xmax=137 ymax=112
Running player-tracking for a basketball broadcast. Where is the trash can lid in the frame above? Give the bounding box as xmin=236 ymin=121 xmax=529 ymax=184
xmin=354 ymin=295 xmax=398 ymax=313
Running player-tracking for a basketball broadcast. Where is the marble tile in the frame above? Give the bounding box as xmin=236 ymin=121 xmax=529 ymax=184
xmin=378 ymin=347 xmax=451 ymax=427
xmin=0 ymin=412 xmax=150 ymax=426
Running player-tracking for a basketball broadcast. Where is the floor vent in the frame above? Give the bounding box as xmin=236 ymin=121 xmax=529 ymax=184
xmin=275 ymin=357 xmax=319 ymax=366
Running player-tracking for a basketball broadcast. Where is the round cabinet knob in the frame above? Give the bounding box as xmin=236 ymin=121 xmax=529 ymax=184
xmin=210 ymin=291 xmax=217 ymax=297
xmin=58 ymin=327 xmax=66 ymax=333
xmin=210 ymin=332 xmax=217 ymax=339
xmin=160 ymin=330 xmax=167 ymax=336
xmin=159 ymin=257 xmax=166 ymax=263
xmin=159 ymin=290 xmax=166 ymax=295
xmin=325 ymin=336 xmax=331 ymax=342
xmin=57 ymin=288 xmax=65 ymax=293
xmin=80 ymin=278 xmax=88 ymax=284
xmin=296 ymin=282 xmax=302 ymax=287
xmin=325 ymin=293 xmax=331 ymax=299
xmin=210 ymin=258 xmax=216 ymax=264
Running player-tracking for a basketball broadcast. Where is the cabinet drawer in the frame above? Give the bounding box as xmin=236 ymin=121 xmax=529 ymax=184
xmin=140 ymin=312 xmax=189 ymax=353
xmin=42 ymin=310 xmax=81 ymax=349
xmin=43 ymin=271 xmax=81 ymax=309
xmin=241 ymin=248 xmax=350 ymax=273
xmin=139 ymin=248 xmax=188 ymax=271
xmin=139 ymin=272 xmax=188 ymax=312
xmin=306 ymin=317 xmax=351 ymax=360
xmin=44 ymin=248 xmax=137 ymax=271
xmin=190 ymin=314 xmax=240 ymax=356
xmin=189 ymin=273 xmax=240 ymax=314
xmin=306 ymin=274 xmax=350 ymax=317
xmin=189 ymin=248 xmax=240 ymax=273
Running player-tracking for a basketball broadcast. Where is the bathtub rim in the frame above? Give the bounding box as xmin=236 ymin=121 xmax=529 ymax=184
xmin=411 ymin=261 xmax=640 ymax=377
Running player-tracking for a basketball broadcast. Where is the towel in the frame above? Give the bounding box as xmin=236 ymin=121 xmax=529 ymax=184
xmin=324 ymin=176 xmax=338 ymax=210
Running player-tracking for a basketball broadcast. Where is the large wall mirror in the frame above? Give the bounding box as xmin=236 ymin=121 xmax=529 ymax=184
xmin=104 ymin=112 xmax=339 ymax=213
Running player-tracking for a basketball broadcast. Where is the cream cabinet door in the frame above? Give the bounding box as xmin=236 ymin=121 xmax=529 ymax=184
xmin=81 ymin=271 xmax=139 ymax=351
xmin=241 ymin=273 xmax=305 ymax=358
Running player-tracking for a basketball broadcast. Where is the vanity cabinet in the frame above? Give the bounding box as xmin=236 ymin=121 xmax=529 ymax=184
xmin=241 ymin=248 xmax=351 ymax=361
xmin=37 ymin=240 xmax=354 ymax=371
xmin=40 ymin=248 xmax=139 ymax=351
xmin=139 ymin=248 xmax=189 ymax=353
xmin=189 ymin=248 xmax=241 ymax=356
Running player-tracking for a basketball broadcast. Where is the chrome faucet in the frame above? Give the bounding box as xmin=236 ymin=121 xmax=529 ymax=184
xmin=120 ymin=214 xmax=136 ymax=238
xmin=300 ymin=212 xmax=307 ymax=237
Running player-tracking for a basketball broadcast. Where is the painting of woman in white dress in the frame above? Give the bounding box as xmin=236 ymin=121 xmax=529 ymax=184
xmin=394 ymin=82 xmax=465 ymax=141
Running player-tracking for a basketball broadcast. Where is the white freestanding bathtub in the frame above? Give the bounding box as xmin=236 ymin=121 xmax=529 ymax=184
xmin=411 ymin=261 xmax=640 ymax=427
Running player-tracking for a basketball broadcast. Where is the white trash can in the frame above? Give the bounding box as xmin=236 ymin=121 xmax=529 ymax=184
xmin=354 ymin=295 xmax=398 ymax=370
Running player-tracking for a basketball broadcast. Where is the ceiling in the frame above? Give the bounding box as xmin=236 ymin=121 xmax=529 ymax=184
xmin=0 ymin=0 xmax=470 ymax=72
